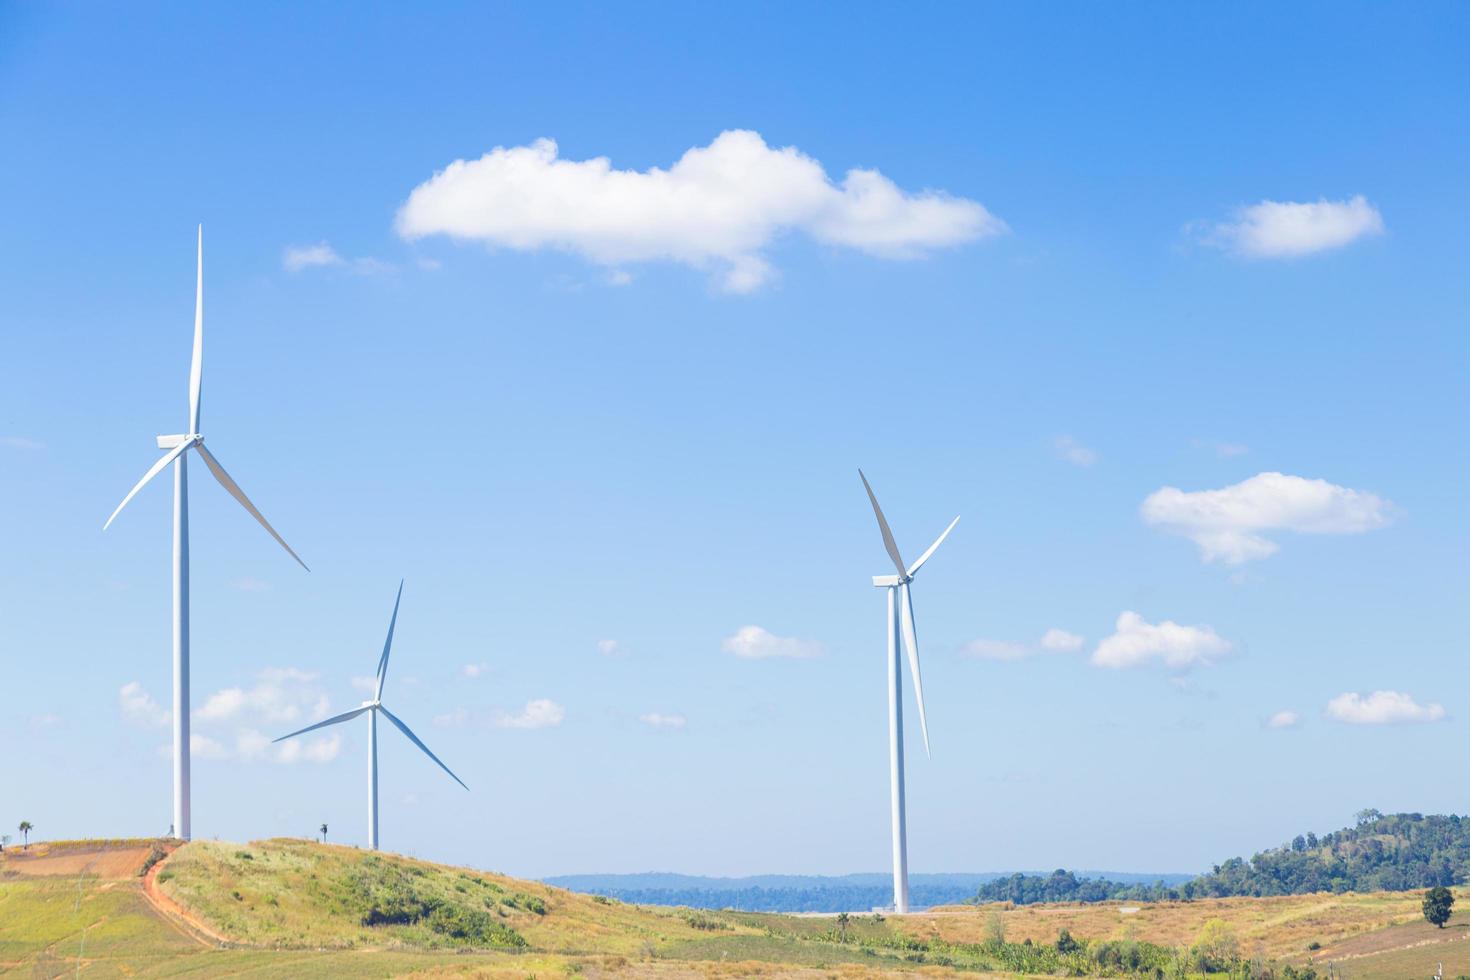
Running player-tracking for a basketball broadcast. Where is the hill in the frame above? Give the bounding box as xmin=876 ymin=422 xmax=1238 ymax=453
xmin=971 ymin=811 xmax=1470 ymax=905
xmin=3 ymin=836 xmax=1467 ymax=978
xmin=546 ymin=870 xmax=1193 ymax=912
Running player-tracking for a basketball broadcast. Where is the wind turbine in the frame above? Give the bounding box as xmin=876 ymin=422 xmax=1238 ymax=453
xmin=858 ymin=470 xmax=958 ymax=914
xmin=273 ymin=582 xmax=468 ymax=850
xmin=104 ymin=227 xmax=308 ymax=841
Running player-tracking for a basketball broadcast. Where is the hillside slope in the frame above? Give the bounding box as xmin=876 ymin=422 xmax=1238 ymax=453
xmin=4 ymin=837 xmax=1467 ymax=978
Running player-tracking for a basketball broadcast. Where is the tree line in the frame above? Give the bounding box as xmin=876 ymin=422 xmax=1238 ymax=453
xmin=971 ymin=811 xmax=1470 ymax=905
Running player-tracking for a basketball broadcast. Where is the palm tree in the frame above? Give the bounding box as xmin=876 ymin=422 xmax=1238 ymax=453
xmin=320 ymin=823 xmax=328 ymax=843
xmin=836 ymin=911 xmax=850 ymax=941
xmin=18 ymin=821 xmax=32 ymax=849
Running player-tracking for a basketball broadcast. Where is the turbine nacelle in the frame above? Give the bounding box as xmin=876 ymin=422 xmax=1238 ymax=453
xmin=871 ymin=574 xmax=906 ymax=588
xmin=156 ymin=433 xmax=200 ymax=450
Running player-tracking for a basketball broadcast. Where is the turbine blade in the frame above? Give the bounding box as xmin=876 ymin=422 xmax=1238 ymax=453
xmin=907 ymin=515 xmax=960 ymax=578
xmin=899 ymin=582 xmax=931 ymax=758
xmin=271 ymin=705 xmax=369 ymax=742
xmin=188 ymin=225 xmax=203 ymax=434
xmin=195 ymin=443 xmax=309 ymax=571
xmin=374 ymin=580 xmax=405 ymax=701
xmin=858 ymin=469 xmax=906 ymax=576
xmin=103 ymin=439 xmax=194 ymax=529
xmin=379 ymin=704 xmax=468 ymax=791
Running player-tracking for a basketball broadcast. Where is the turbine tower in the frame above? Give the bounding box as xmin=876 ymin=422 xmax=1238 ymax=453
xmin=105 ymin=227 xmax=308 ymax=840
xmin=859 ymin=470 xmax=958 ymax=914
xmin=273 ymin=582 xmax=468 ymax=850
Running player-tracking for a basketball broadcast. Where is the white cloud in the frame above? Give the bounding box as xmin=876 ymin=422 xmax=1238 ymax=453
xmin=494 ymin=698 xmax=565 ymax=730
xmin=639 ymin=712 xmax=688 ymax=730
xmin=722 ymin=625 xmax=825 ymax=659
xmin=1268 ymin=710 xmax=1301 ymax=729
xmin=1141 ymin=472 xmax=1393 ymax=564
xmin=1039 ymin=628 xmax=1085 ymax=652
xmin=963 ymin=628 xmax=1084 ymax=661
xmin=350 ymin=675 xmax=378 ymax=693
xmin=1054 ymin=436 xmax=1097 ymax=467
xmin=234 ymin=727 xmax=340 ymax=764
xmin=283 ymin=241 xmax=392 ymax=275
xmin=596 ymin=639 xmax=626 ymax=657
xmin=1091 ymin=611 xmax=1231 ymax=670
xmin=2 ymin=436 xmax=44 ymax=450
xmin=119 ymin=681 xmax=169 ymax=728
xmin=459 ymin=663 xmax=489 ymax=678
xmin=1326 ymin=691 xmax=1445 ymax=725
xmin=275 ymin=732 xmax=342 ymax=763
xmin=395 ymin=130 xmax=1005 ymax=293
xmin=283 ymin=242 xmax=344 ymax=271
xmin=190 ymin=734 xmax=229 ymax=760
xmin=1201 ymin=195 xmax=1384 ymax=258
xmin=196 ymin=687 xmax=248 ymax=722
xmin=196 ymin=668 xmax=327 ymax=725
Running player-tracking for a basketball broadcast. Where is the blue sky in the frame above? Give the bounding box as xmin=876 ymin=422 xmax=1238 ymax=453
xmin=2 ymin=2 xmax=1468 ymax=878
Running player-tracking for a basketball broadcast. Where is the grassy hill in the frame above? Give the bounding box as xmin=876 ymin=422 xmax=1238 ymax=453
xmin=3 ymin=837 xmax=1468 ymax=977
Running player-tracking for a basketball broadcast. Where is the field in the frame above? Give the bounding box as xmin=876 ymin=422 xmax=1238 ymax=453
xmin=2 ymin=839 xmax=1466 ymax=977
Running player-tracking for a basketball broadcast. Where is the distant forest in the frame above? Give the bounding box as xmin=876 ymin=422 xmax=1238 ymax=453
xmin=971 ymin=811 xmax=1470 ymax=905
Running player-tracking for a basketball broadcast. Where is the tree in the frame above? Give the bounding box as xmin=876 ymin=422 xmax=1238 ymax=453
xmin=0 ymin=834 xmax=8 ymax=852
xmin=18 ymin=821 xmax=32 ymax=849
xmin=835 ymin=912 xmax=850 ymax=940
xmin=1056 ymin=928 xmax=1080 ymax=953
xmin=1192 ymin=918 xmax=1240 ymax=972
xmin=320 ymin=823 xmax=328 ymax=843
xmin=1423 ymin=886 xmax=1455 ymax=928
xmin=985 ymin=909 xmax=1007 ymax=945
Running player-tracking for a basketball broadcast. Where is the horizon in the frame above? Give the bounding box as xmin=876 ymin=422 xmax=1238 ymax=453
xmin=3 ymin=2 xmax=1468 ymax=882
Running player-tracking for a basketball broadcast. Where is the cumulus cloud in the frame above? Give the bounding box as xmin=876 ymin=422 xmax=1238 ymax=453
xmin=1200 ymin=195 xmax=1384 ymax=258
xmin=395 ymin=129 xmax=1005 ymax=292
xmin=1268 ymin=710 xmax=1301 ymax=729
xmin=197 ymin=668 xmax=328 ymax=725
xmin=722 ymin=625 xmax=825 ymax=659
xmin=283 ymin=241 xmax=392 ymax=275
xmin=1141 ymin=472 xmax=1392 ymax=564
xmin=596 ymin=639 xmax=626 ymax=657
xmin=1054 ymin=436 xmax=1098 ymax=467
xmin=1091 ymin=611 xmax=1231 ymax=670
xmin=963 ymin=628 xmax=1084 ymax=661
xmin=175 ymin=669 xmax=337 ymax=763
xmin=283 ymin=242 xmax=343 ymax=271
xmin=1326 ymin=691 xmax=1445 ymax=725
xmin=1039 ymin=629 xmax=1085 ymax=652
xmin=494 ymin=698 xmax=565 ymax=730
xmin=639 ymin=712 xmax=688 ymax=730
xmin=119 ymin=682 xmax=169 ymax=728
xmin=459 ymin=663 xmax=490 ymax=678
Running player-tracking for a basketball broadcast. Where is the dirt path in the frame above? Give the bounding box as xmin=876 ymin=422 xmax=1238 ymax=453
xmin=140 ymin=847 xmax=233 ymax=948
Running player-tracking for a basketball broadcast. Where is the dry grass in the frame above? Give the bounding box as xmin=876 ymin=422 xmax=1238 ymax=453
xmin=894 ymin=888 xmax=1470 ymax=961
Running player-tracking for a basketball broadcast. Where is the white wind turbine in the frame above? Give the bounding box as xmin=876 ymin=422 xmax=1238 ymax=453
xmin=858 ymin=470 xmax=959 ymax=914
xmin=273 ymin=581 xmax=468 ymax=850
xmin=104 ymin=227 xmax=308 ymax=841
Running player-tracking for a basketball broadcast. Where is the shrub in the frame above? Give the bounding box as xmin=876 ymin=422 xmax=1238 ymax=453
xmin=138 ymin=844 xmax=167 ymax=877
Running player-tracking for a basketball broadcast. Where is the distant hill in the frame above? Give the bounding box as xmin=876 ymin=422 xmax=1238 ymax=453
xmin=969 ymin=811 xmax=1470 ymax=905
xmin=543 ymin=870 xmax=1192 ymax=912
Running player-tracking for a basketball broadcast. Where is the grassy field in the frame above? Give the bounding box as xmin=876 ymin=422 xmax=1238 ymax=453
xmin=3 ymin=838 xmax=1466 ymax=977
